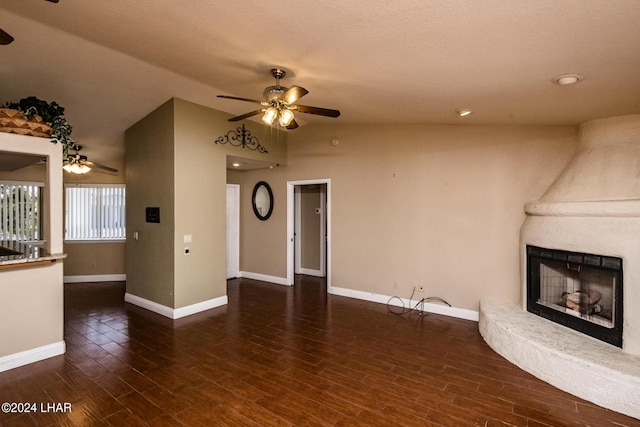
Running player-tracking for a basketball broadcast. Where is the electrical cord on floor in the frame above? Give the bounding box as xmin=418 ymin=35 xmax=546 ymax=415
xmin=387 ymin=287 xmax=451 ymax=317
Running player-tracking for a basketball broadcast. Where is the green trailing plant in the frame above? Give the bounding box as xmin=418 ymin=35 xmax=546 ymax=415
xmin=5 ymin=96 xmax=74 ymax=154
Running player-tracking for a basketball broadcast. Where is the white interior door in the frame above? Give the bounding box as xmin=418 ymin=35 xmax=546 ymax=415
xmin=226 ymin=184 xmax=240 ymax=279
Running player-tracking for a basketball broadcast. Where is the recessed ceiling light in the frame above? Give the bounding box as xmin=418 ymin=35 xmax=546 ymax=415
xmin=232 ymin=162 xmax=240 ymax=167
xmin=552 ymin=73 xmax=584 ymax=85
xmin=456 ymin=109 xmax=473 ymax=117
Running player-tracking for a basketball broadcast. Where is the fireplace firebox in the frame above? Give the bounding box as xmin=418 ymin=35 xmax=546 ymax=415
xmin=526 ymin=245 xmax=623 ymax=347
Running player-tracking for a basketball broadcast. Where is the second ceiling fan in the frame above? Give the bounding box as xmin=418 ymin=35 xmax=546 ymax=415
xmin=1 ymin=0 xmax=59 ymax=46
xmin=63 ymin=145 xmax=118 ymax=174
xmin=217 ymin=69 xmax=340 ymax=130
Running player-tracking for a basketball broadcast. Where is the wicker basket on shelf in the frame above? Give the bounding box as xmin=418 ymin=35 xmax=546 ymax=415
xmin=0 ymin=108 xmax=51 ymax=138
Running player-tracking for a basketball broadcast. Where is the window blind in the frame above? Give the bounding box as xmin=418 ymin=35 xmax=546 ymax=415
xmin=0 ymin=182 xmax=42 ymax=241
xmin=65 ymin=185 xmax=126 ymax=240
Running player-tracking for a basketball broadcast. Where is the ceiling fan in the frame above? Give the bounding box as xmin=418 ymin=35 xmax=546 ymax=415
xmin=1 ymin=0 xmax=59 ymax=46
xmin=64 ymin=145 xmax=118 ymax=174
xmin=217 ymin=68 xmax=340 ymax=130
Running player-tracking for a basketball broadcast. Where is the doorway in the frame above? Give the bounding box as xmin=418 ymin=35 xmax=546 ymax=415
xmin=294 ymin=184 xmax=327 ymax=277
xmin=287 ymin=179 xmax=331 ymax=288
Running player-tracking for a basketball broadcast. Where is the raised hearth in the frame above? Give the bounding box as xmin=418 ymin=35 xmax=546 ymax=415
xmin=480 ymin=300 xmax=640 ymax=419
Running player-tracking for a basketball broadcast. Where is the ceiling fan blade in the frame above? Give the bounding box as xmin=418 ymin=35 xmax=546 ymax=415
xmin=286 ymin=119 xmax=299 ymax=130
xmin=279 ymin=86 xmax=309 ymax=105
xmin=0 ymin=28 xmax=15 ymax=45
xmin=228 ymin=109 xmax=264 ymax=122
xmin=217 ymin=95 xmax=263 ymax=105
xmin=294 ymin=104 xmax=341 ymax=118
xmin=84 ymin=160 xmax=118 ymax=173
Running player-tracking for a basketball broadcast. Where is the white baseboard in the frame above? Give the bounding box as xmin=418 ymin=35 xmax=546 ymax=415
xmin=239 ymin=271 xmax=289 ymax=286
xmin=174 ymin=296 xmax=228 ymax=319
xmin=64 ymin=274 xmax=126 ymax=283
xmin=297 ymin=268 xmax=324 ymax=277
xmin=329 ymin=286 xmax=479 ymax=322
xmin=124 ymin=293 xmax=228 ymax=319
xmin=234 ymin=274 xmax=478 ymax=321
xmin=0 ymin=341 xmax=66 ymax=373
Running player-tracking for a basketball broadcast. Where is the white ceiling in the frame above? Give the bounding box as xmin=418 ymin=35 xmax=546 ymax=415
xmin=1 ymin=0 xmax=639 ymax=167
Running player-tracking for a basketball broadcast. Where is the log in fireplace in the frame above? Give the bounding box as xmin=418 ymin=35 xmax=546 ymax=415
xmin=526 ymin=245 xmax=623 ymax=347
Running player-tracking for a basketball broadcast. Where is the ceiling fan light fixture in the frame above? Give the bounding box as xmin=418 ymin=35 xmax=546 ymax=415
xmin=219 ymin=68 xmax=340 ymax=130
xmin=262 ymin=107 xmax=277 ymax=125
xmin=278 ymin=109 xmax=294 ymax=127
xmin=63 ymin=162 xmax=91 ymax=174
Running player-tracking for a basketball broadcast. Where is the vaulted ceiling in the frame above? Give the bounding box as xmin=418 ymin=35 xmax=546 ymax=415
xmin=1 ymin=1 xmax=639 ymax=167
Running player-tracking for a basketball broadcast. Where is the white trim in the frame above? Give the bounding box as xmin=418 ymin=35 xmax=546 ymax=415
xmin=287 ymin=179 xmax=331 ymax=287
xmin=295 ymin=186 xmax=326 ymax=276
xmin=124 ymin=293 xmax=228 ymax=319
xmin=299 ymin=268 xmax=323 ymax=277
xmin=329 ymin=285 xmax=479 ymax=322
xmin=125 ymin=293 xmax=173 ymax=317
xmin=0 ymin=341 xmax=66 ymax=373
xmin=174 ymin=296 xmax=228 ymax=319
xmin=64 ymin=274 xmax=126 ymax=283
xmin=0 ymin=180 xmax=45 ymax=187
xmin=239 ymin=271 xmax=289 ymax=286
xmin=64 ymin=239 xmax=126 ymax=244
xmin=64 ymin=183 xmax=125 ymax=188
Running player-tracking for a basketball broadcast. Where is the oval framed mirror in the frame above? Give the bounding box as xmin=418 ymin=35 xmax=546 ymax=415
xmin=252 ymin=181 xmax=273 ymax=221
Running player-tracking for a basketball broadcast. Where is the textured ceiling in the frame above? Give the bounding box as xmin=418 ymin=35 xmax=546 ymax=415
xmin=1 ymin=0 xmax=639 ymax=166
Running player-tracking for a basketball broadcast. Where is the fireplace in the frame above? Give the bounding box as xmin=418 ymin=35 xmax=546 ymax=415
xmin=526 ymin=245 xmax=623 ymax=347
xmin=479 ymin=114 xmax=640 ymax=419
xmin=519 ymin=114 xmax=640 ymax=356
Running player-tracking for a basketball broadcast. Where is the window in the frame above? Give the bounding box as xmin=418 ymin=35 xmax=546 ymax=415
xmin=0 ymin=181 xmax=43 ymax=241
xmin=65 ymin=184 xmax=126 ymax=241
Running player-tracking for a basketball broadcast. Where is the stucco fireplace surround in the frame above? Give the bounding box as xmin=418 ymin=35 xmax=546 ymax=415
xmin=480 ymin=114 xmax=640 ymax=419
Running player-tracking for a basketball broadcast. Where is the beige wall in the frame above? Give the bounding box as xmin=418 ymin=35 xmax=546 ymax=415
xmin=172 ymin=99 xmax=229 ymax=307
xmin=125 ymin=99 xmax=176 ymax=307
xmin=0 ymin=163 xmax=46 ymax=182
xmin=0 ymin=263 xmax=64 ymax=357
xmin=63 ymin=242 xmax=125 ymax=276
xmin=301 ymin=185 xmax=322 ymax=271
xmin=126 ymin=98 xmax=287 ymax=309
xmin=0 ymin=133 xmax=64 ymax=359
xmin=232 ymin=174 xmax=289 ymax=278
xmin=232 ymin=124 xmax=577 ymax=311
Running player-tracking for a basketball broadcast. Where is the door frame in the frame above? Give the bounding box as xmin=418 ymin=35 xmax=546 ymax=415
xmin=294 ymin=184 xmax=327 ymax=277
xmin=287 ymin=179 xmax=331 ymax=288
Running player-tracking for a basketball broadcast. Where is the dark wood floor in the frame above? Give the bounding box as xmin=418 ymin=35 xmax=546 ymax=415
xmin=1 ymin=277 xmax=638 ymax=426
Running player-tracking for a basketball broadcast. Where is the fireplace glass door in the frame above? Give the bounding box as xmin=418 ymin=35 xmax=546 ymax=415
xmin=527 ymin=245 xmax=623 ymax=347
